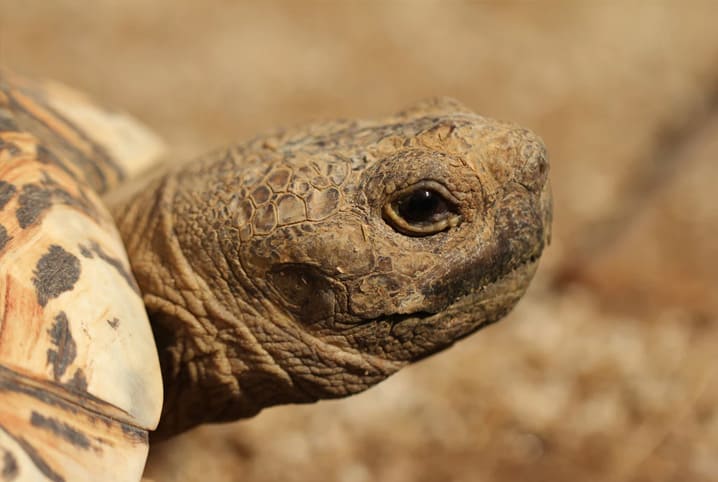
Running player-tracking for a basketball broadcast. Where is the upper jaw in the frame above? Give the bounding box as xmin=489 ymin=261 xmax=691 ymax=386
xmin=372 ymin=256 xmax=541 ymax=363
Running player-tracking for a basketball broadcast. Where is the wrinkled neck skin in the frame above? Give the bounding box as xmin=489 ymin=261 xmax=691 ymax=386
xmin=113 ymin=171 xmax=405 ymax=439
xmin=111 ymin=101 xmax=552 ymax=439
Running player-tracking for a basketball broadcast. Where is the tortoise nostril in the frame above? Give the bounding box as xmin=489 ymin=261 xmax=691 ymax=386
xmin=537 ymin=157 xmax=547 ymax=176
xmin=517 ymin=140 xmax=549 ymax=192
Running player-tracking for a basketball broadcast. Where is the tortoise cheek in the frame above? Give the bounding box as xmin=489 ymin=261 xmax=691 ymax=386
xmin=268 ymin=263 xmax=345 ymax=327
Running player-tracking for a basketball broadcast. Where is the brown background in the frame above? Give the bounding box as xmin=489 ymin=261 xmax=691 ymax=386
xmin=2 ymin=2 xmax=717 ymax=481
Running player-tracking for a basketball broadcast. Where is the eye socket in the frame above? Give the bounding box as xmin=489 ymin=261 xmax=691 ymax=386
xmin=382 ymin=181 xmax=461 ymax=236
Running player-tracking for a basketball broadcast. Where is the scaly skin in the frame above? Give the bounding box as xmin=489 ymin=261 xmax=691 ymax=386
xmin=112 ymin=98 xmax=552 ymax=437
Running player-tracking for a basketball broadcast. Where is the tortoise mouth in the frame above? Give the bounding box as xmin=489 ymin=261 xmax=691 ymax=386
xmin=375 ymin=256 xmax=541 ymax=342
xmin=318 ymin=253 xmax=542 ymax=363
xmin=361 ymin=255 xmax=540 ymax=328
xmin=381 ymin=309 xmax=435 ymax=325
xmin=441 ymin=256 xmax=540 ymax=318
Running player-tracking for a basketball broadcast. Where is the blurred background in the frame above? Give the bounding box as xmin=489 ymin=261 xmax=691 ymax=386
xmin=2 ymin=2 xmax=717 ymax=481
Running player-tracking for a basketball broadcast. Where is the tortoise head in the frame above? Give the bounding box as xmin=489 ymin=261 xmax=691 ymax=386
xmin=225 ymin=98 xmax=551 ymax=397
xmin=239 ymin=97 xmax=551 ymax=356
xmin=118 ymin=98 xmax=551 ymax=435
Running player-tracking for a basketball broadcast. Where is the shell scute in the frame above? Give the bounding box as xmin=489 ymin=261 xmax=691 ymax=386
xmin=0 ymin=71 xmax=166 ymax=481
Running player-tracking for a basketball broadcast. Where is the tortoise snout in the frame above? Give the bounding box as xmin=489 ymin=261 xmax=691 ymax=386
xmin=516 ymin=137 xmax=549 ymax=193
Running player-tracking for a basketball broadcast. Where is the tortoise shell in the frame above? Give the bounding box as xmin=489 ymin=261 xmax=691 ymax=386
xmin=0 ymin=71 xmax=164 ymax=482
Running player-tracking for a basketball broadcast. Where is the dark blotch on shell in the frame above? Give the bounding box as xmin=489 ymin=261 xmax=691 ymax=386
xmin=0 ymin=181 xmax=16 ymax=211
xmin=66 ymin=369 xmax=88 ymax=392
xmin=1 ymin=449 xmax=19 ymax=480
xmin=0 ymin=113 xmax=18 ymax=132
xmin=16 ymin=184 xmax=52 ymax=229
xmin=78 ymin=244 xmax=93 ymax=258
xmin=29 ymin=411 xmax=91 ymax=450
xmin=32 ymin=245 xmax=81 ymax=307
xmin=46 ymin=311 xmax=77 ymax=381
xmin=0 ymin=225 xmax=11 ymax=252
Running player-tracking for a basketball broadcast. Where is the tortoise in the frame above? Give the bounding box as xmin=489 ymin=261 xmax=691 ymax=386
xmin=0 ymin=70 xmax=551 ymax=482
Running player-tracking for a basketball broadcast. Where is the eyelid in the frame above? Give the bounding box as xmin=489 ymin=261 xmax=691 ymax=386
xmin=382 ymin=180 xmax=462 ymax=236
xmin=388 ymin=180 xmax=460 ymax=205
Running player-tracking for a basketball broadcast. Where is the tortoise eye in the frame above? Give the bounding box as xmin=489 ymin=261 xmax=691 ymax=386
xmin=383 ymin=181 xmax=461 ymax=236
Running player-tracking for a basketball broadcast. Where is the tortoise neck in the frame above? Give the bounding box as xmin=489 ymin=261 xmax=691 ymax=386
xmin=110 ymin=173 xmax=313 ymax=438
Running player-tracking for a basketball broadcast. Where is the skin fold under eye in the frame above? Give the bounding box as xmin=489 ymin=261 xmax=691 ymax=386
xmin=382 ymin=180 xmax=462 ymax=236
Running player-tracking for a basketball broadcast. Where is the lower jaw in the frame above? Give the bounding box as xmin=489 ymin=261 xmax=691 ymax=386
xmin=375 ymin=258 xmax=541 ymax=362
xmin=446 ymin=257 xmax=540 ymax=320
xmin=319 ymin=257 xmax=541 ymax=363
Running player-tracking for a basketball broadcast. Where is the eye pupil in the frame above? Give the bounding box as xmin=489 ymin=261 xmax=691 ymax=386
xmin=397 ymin=189 xmax=442 ymax=224
xmin=382 ymin=181 xmax=461 ymax=236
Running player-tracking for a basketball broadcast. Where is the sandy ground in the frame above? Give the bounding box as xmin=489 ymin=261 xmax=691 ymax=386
xmin=2 ymin=2 xmax=717 ymax=481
